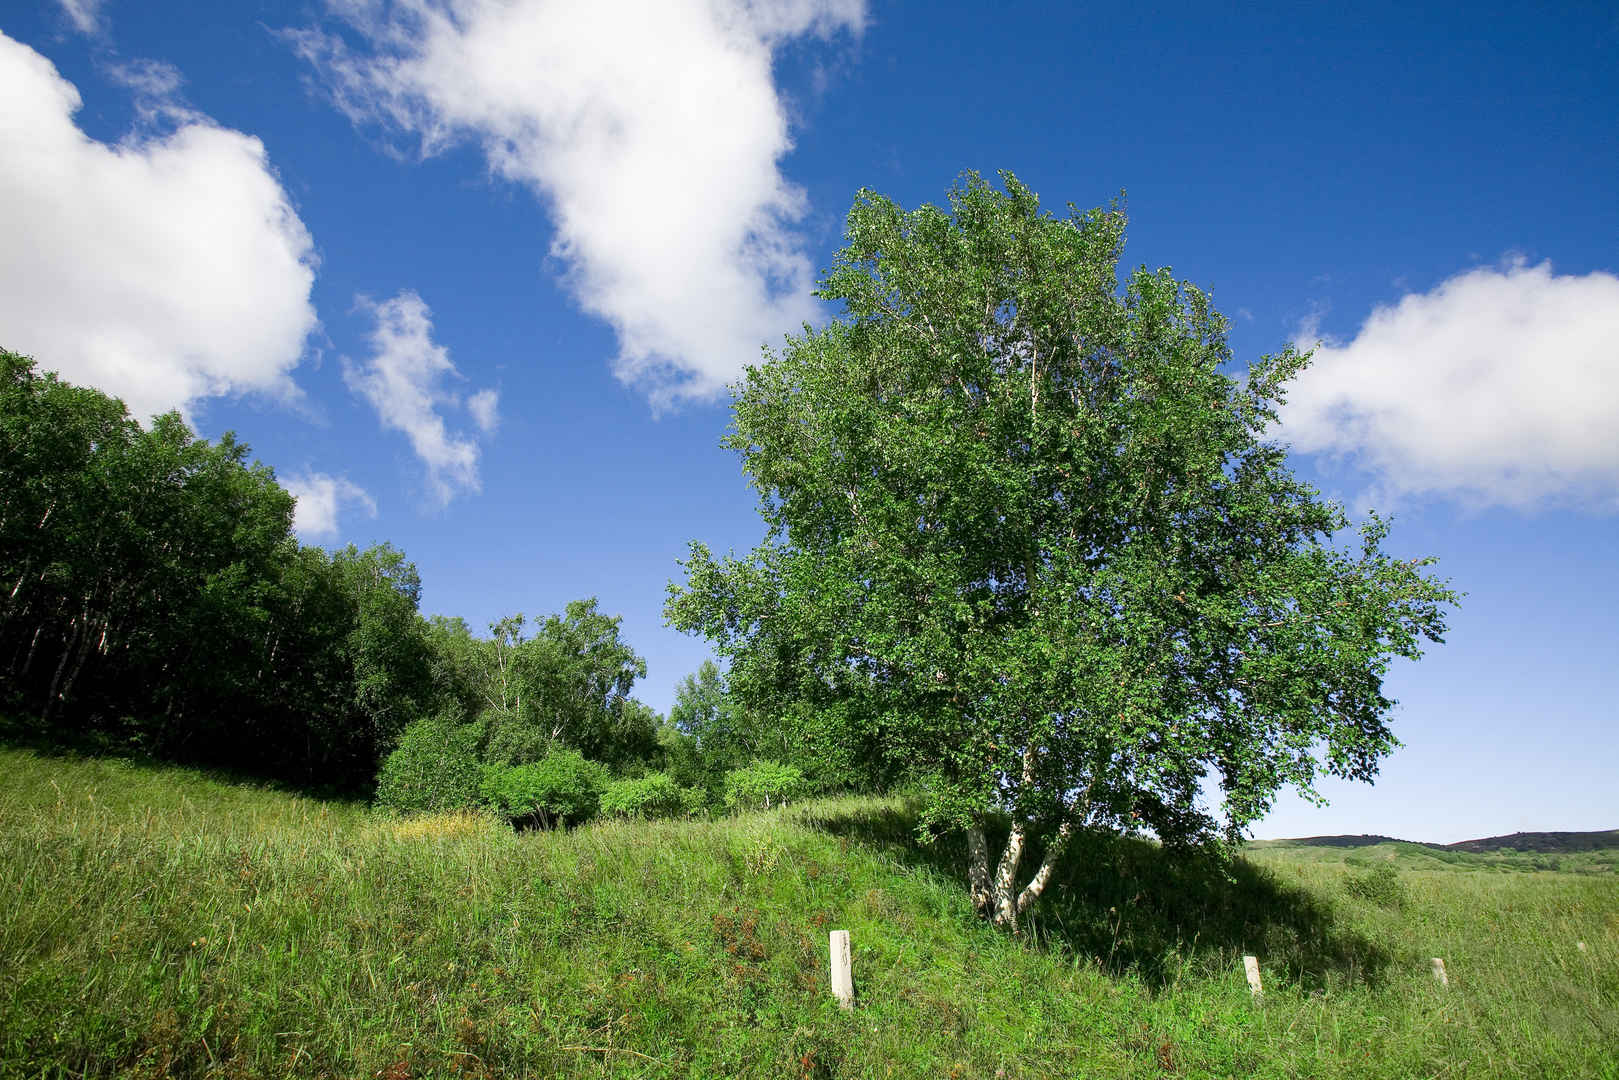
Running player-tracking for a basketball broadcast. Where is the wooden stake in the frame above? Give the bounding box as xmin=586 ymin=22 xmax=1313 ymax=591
xmin=1430 ymin=957 xmax=1448 ymax=987
xmin=829 ymin=930 xmax=853 ymax=1010
xmin=1242 ymin=955 xmax=1263 ymax=1000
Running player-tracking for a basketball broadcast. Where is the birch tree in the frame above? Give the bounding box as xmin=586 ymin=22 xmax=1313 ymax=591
xmin=666 ymin=173 xmax=1458 ymax=930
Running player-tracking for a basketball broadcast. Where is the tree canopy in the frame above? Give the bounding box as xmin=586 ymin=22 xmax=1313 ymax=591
xmin=426 ymin=600 xmax=655 ymax=769
xmin=0 ymin=350 xmax=456 ymax=784
xmin=0 ymin=349 xmax=668 ymax=793
xmin=666 ymin=173 xmax=1459 ymax=927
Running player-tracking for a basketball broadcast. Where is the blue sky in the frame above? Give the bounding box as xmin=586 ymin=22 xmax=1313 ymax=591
xmin=3 ymin=0 xmax=1615 ymax=843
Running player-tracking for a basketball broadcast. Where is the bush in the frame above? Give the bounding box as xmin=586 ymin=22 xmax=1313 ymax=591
xmin=722 ymin=761 xmax=807 ymax=812
xmin=680 ymin=784 xmax=711 ymax=816
xmin=600 ymin=772 xmax=689 ymax=819
xmin=1344 ymin=863 xmax=1409 ymax=909
xmin=374 ymin=716 xmax=483 ymax=814
xmin=480 ymin=749 xmax=609 ymax=828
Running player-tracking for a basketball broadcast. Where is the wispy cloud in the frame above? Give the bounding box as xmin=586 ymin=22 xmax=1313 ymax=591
xmin=1280 ymin=258 xmax=1619 ymax=512
xmin=466 ymin=387 xmax=499 ymax=434
xmin=283 ymin=472 xmax=378 ymax=539
xmin=344 ymin=290 xmax=496 ymax=505
xmin=0 ymin=32 xmax=318 ymax=423
xmin=101 ymin=57 xmax=197 ymax=125
xmin=290 ymin=0 xmax=865 ymax=407
xmin=54 ymin=0 xmax=104 ymax=36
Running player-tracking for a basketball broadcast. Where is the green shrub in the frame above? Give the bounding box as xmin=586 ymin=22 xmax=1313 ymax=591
xmin=480 ymin=749 xmax=609 ymax=828
xmin=1344 ymin=863 xmax=1409 ymax=908
xmin=679 ymin=784 xmax=711 ymax=816
xmin=600 ymin=772 xmax=688 ymax=819
xmin=722 ymin=761 xmax=807 ymax=811
xmin=374 ymin=716 xmax=483 ymax=814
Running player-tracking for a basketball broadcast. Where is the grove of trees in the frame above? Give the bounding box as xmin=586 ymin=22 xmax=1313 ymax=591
xmin=1 ymin=352 xmax=442 ymax=783
xmin=0 ymin=349 xmax=788 ymax=811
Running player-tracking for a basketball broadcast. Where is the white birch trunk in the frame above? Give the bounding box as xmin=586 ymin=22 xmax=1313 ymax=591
xmin=1015 ymin=819 xmax=1075 ymax=915
xmin=966 ymin=826 xmax=993 ymax=915
xmin=991 ymin=819 xmax=1027 ymax=928
xmin=969 ymin=748 xmax=1087 ymax=931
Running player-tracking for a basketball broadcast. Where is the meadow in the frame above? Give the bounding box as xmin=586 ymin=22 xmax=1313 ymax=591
xmin=1 ymin=746 xmax=1614 ymax=1078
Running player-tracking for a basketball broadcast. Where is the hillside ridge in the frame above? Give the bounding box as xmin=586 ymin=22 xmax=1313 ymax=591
xmin=1261 ymin=828 xmax=1619 ymax=853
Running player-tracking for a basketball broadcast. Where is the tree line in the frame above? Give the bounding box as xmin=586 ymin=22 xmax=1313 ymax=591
xmin=0 ymin=349 xmax=817 ymax=808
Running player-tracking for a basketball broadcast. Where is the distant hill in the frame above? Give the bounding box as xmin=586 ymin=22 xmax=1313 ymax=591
xmin=1445 ymin=829 xmax=1619 ymax=854
xmin=1256 ymin=829 xmax=1619 ymax=853
xmin=1258 ymin=834 xmax=1428 ymax=849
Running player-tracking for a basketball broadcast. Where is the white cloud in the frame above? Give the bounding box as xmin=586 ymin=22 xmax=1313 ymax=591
xmin=466 ymin=386 xmax=499 ymax=434
xmin=283 ymin=471 xmax=378 ymax=539
xmin=0 ymin=33 xmax=319 ymax=423
xmin=291 ymin=0 xmax=865 ymax=406
xmin=1280 ymin=259 xmax=1619 ymax=512
xmin=104 ymin=57 xmax=190 ymax=115
xmin=345 ymin=290 xmax=494 ymax=505
xmin=55 ymin=0 xmax=104 ymax=35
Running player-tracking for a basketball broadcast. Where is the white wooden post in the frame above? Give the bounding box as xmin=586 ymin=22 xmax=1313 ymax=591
xmin=1242 ymin=955 xmax=1263 ymax=1000
xmin=829 ymin=929 xmax=854 ymax=1009
xmin=1430 ymin=957 xmax=1448 ymax=987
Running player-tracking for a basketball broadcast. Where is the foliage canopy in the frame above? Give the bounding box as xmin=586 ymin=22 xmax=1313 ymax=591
xmin=0 ymin=350 xmax=436 ymax=785
xmin=1 ymin=350 xmax=670 ymax=795
xmin=667 ymin=173 xmax=1458 ymax=925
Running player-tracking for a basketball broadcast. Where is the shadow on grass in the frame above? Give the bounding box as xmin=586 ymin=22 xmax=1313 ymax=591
xmin=803 ymin=802 xmax=1392 ymax=991
xmin=0 ymin=715 xmax=371 ymax=808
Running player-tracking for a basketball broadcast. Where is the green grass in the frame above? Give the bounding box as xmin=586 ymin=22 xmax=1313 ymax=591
xmin=1 ymin=747 xmax=1615 ymax=1078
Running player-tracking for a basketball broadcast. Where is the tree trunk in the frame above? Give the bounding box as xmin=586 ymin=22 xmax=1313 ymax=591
xmin=56 ymin=620 xmax=99 ymax=710
xmin=966 ymin=825 xmax=993 ymax=915
xmin=974 ymin=819 xmax=1074 ymax=932
xmin=1015 ymin=819 xmax=1074 ymax=917
xmin=43 ymin=620 xmax=81 ymax=721
xmin=968 ymin=769 xmax=1080 ymax=932
xmin=966 ymin=748 xmax=1087 ymax=932
xmin=987 ymin=745 xmax=1039 ymax=929
xmin=991 ymin=819 xmax=1028 ymax=928
xmin=17 ymin=623 xmax=43 ymax=678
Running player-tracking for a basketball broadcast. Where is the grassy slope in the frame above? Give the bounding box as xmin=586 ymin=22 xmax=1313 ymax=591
xmin=1 ymin=749 xmax=1614 ymax=1079
xmin=1252 ymin=832 xmax=1619 ymax=862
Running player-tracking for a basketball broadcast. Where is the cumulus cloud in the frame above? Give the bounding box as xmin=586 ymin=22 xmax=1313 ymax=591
xmin=283 ymin=472 xmax=378 ymax=539
xmin=344 ymin=290 xmax=496 ymax=505
xmin=55 ymin=0 xmax=104 ymax=35
xmin=291 ymin=0 xmax=865 ymax=406
xmin=0 ymin=33 xmax=319 ymax=424
xmin=1280 ymin=259 xmax=1619 ymax=511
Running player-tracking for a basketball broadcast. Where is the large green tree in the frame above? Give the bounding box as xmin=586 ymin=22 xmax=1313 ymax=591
xmin=666 ymin=174 xmax=1459 ymax=929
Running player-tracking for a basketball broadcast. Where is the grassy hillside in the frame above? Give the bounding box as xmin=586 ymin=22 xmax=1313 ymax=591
xmin=1254 ymin=829 xmax=1619 ymax=862
xmin=1254 ymin=835 xmax=1618 ymax=875
xmin=1446 ymin=830 xmax=1619 ymax=856
xmin=1 ymin=748 xmax=1615 ymax=1078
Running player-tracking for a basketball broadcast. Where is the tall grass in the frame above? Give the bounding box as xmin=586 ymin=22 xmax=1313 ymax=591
xmin=1 ymin=747 xmax=1614 ymax=1078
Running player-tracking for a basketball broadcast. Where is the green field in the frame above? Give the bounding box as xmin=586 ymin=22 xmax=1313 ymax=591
xmin=1 ymin=747 xmax=1614 ymax=1078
